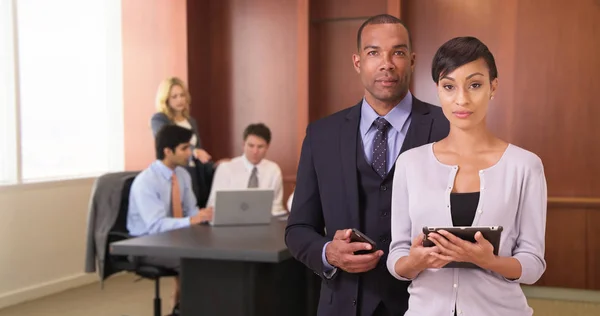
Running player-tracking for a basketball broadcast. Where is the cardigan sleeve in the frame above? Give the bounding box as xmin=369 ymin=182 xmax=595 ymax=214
xmin=506 ymin=157 xmax=547 ymax=284
xmin=387 ymin=152 xmax=414 ymax=281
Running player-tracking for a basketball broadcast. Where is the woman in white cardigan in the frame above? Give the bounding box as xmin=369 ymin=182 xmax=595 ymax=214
xmin=387 ymin=37 xmax=547 ymax=316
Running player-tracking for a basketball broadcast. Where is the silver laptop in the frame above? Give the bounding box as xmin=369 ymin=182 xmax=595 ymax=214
xmin=210 ymin=189 xmax=274 ymax=226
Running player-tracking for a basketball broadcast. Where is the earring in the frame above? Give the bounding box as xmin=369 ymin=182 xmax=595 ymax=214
xmin=490 ymin=95 xmax=494 ymax=100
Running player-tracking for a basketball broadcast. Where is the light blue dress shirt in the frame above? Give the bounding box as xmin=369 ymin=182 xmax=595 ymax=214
xmin=359 ymin=92 xmax=413 ymax=172
xmin=127 ymin=160 xmax=199 ymax=236
xmin=321 ymin=92 xmax=413 ymax=273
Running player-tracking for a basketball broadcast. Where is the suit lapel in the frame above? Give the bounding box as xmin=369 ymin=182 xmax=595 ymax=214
xmin=400 ymin=97 xmax=433 ymax=154
xmin=340 ymin=103 xmax=361 ymax=228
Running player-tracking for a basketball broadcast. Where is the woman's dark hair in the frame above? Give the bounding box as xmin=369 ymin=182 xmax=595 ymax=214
xmin=431 ymin=36 xmax=498 ymax=84
xmin=155 ymin=124 xmax=193 ymax=160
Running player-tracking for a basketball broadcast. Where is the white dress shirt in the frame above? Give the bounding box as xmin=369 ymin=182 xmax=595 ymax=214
xmin=207 ymin=155 xmax=285 ymax=215
xmin=287 ymin=191 xmax=294 ymax=212
xmin=174 ymin=119 xmax=197 ymax=167
xmin=174 ymin=119 xmax=197 ymax=147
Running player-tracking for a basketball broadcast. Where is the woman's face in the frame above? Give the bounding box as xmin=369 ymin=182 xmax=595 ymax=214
xmin=167 ymin=84 xmax=187 ymax=113
xmin=436 ymin=58 xmax=497 ymax=130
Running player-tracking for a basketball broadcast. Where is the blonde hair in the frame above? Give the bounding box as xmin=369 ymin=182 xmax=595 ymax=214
xmin=155 ymin=77 xmax=192 ymax=120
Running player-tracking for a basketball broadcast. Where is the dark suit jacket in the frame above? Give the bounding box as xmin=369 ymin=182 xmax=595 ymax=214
xmin=150 ymin=112 xmax=203 ymax=149
xmin=285 ymin=97 xmax=450 ymax=316
xmin=84 ymin=171 xmax=139 ymax=282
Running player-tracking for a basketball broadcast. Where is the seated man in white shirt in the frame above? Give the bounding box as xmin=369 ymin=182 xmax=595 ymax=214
xmin=207 ymin=123 xmax=286 ymax=216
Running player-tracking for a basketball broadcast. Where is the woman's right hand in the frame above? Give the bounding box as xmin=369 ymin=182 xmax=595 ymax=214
xmin=396 ymin=233 xmax=451 ymax=279
xmin=194 ymin=148 xmax=212 ymax=164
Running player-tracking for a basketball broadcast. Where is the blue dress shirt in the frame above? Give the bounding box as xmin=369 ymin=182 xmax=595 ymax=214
xmin=359 ymin=92 xmax=413 ymax=172
xmin=321 ymin=92 xmax=413 ymax=274
xmin=127 ymin=160 xmax=199 ymax=236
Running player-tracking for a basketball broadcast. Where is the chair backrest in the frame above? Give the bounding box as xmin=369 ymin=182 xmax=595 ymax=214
xmin=103 ymin=175 xmax=137 ymax=278
xmin=112 ymin=176 xmax=135 ymax=235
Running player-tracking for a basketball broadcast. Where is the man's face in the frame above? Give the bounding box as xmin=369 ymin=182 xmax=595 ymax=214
xmin=165 ymin=143 xmax=192 ymax=167
xmin=352 ymin=23 xmax=415 ymax=106
xmin=243 ymin=135 xmax=269 ymax=165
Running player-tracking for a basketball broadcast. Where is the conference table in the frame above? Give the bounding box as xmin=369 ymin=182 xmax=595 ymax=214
xmin=110 ymin=217 xmax=319 ymax=316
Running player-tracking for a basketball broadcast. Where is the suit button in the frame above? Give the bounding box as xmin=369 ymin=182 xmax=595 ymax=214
xmin=380 ymin=237 xmax=388 ymax=243
xmin=352 ymin=299 xmax=357 ymax=306
xmin=382 ymin=211 xmax=388 ymax=217
xmin=380 ymin=185 xmax=387 ymax=191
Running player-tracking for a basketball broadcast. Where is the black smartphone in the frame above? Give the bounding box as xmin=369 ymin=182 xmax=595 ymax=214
xmin=349 ymin=228 xmax=378 ymax=255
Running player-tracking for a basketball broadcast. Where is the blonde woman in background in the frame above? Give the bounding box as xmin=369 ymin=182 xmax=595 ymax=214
xmin=151 ymin=77 xmax=222 ymax=208
xmin=151 ymin=77 xmax=212 ymax=164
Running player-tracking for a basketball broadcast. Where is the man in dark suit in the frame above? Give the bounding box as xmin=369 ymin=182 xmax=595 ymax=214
xmin=285 ymin=14 xmax=450 ymax=316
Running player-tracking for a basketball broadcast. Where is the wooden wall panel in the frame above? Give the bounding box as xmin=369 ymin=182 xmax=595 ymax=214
xmin=309 ymin=20 xmax=365 ymax=122
xmin=310 ymin=0 xmax=386 ymax=21
xmin=510 ymin=0 xmax=600 ymax=197
xmin=186 ymin=0 xmax=213 ymax=153
xmin=187 ymin=0 xmax=232 ymax=161
xmin=187 ymin=0 xmax=298 ymax=179
xmin=535 ymin=208 xmax=587 ymax=288
xmin=226 ymin=0 xmax=298 ymax=180
xmin=587 ymin=208 xmax=600 ymax=290
xmin=386 ymin=0 xmax=401 ymax=18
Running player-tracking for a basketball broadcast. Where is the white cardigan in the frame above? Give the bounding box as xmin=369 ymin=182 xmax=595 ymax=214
xmin=387 ymin=143 xmax=547 ymax=316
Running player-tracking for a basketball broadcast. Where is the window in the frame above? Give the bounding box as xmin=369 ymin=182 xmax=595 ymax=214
xmin=1 ymin=0 xmax=123 ymax=184
xmin=0 ymin=0 xmax=17 ymax=184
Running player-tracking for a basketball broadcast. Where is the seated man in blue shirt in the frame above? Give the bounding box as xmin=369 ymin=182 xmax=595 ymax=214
xmin=127 ymin=124 xmax=213 ymax=315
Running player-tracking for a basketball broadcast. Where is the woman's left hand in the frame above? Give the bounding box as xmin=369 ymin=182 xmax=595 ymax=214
xmin=194 ymin=148 xmax=212 ymax=163
xmin=427 ymin=230 xmax=496 ymax=269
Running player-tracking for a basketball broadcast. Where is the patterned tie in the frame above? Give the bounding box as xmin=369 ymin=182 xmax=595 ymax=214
xmin=372 ymin=117 xmax=391 ymax=178
xmin=171 ymin=173 xmax=183 ymax=218
xmin=247 ymin=166 xmax=259 ymax=188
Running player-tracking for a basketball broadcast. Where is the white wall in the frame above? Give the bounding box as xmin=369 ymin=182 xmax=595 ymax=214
xmin=0 ymin=0 xmax=188 ymax=309
xmin=0 ymin=179 xmax=98 ymax=309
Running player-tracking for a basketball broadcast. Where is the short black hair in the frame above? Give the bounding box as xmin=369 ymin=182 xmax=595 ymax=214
xmin=431 ymin=36 xmax=498 ymax=84
xmin=356 ymin=14 xmax=412 ymax=51
xmin=243 ymin=123 xmax=271 ymax=144
xmin=155 ymin=124 xmax=193 ymax=160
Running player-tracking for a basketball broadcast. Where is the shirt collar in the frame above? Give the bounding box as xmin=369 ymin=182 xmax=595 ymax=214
xmin=152 ymin=160 xmax=175 ymax=180
xmin=359 ymin=91 xmax=413 ymax=136
xmin=241 ymin=154 xmax=260 ymax=173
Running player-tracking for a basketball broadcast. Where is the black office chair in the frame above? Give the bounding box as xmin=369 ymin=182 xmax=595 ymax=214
xmin=105 ymin=176 xmax=178 ymax=316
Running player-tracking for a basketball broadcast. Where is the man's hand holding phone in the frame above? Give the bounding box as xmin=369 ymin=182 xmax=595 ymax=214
xmin=325 ymin=229 xmax=383 ymax=273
